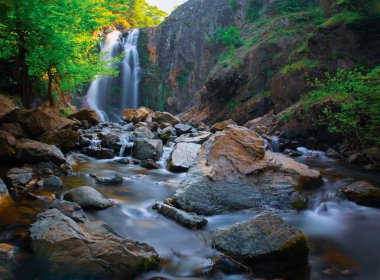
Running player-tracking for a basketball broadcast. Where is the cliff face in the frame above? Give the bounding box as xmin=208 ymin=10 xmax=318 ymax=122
xmin=138 ymin=0 xmax=380 ymax=124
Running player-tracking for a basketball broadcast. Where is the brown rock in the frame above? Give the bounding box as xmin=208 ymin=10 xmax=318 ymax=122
xmin=0 ymin=123 xmax=28 ymax=138
xmin=210 ymin=119 xmax=236 ymax=133
xmin=16 ymin=139 xmax=66 ymax=165
xmin=341 ymin=181 xmax=380 ymax=208
xmin=0 ymin=94 xmax=16 ymax=120
xmin=122 ymin=109 xmax=136 ymax=122
xmin=152 ymin=111 xmax=181 ymax=125
xmin=0 ymin=130 xmax=16 ymax=163
xmin=68 ymin=108 xmax=100 ymax=126
xmin=37 ymin=129 xmax=80 ymax=152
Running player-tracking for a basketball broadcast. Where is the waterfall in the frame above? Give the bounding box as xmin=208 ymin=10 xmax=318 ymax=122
xmin=121 ymin=29 xmax=140 ymax=110
xmin=86 ymin=29 xmax=140 ymax=122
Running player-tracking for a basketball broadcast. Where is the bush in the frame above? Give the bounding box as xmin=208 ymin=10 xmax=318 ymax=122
xmin=228 ymin=0 xmax=237 ymax=11
xmin=214 ymin=27 xmax=244 ymax=48
xmin=305 ymin=67 xmax=380 ymax=147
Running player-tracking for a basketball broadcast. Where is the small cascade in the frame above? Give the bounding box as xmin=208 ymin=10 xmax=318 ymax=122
xmin=119 ymin=132 xmax=134 ymax=157
xmin=121 ymin=29 xmax=140 ymax=110
xmin=270 ymin=136 xmax=280 ymax=153
xmin=90 ymin=135 xmax=102 ymax=149
xmin=86 ymin=29 xmax=141 ymax=122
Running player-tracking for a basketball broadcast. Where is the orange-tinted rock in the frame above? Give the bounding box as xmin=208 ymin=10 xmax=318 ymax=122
xmin=210 ymin=119 xmax=236 ymax=133
xmin=0 ymin=130 xmax=17 ymax=163
xmin=68 ymin=108 xmax=100 ymax=126
xmin=152 ymin=111 xmax=181 ymax=125
xmin=0 ymin=94 xmax=16 ymax=120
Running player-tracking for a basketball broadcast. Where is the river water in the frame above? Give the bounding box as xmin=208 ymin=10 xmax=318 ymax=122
xmin=1 ymin=147 xmax=380 ymax=279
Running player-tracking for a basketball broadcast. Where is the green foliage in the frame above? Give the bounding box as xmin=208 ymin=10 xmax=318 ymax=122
xmin=321 ymin=10 xmax=360 ymax=27
xmin=157 ymin=83 xmax=172 ymax=111
xmin=228 ymin=0 xmax=237 ymax=11
xmin=227 ymin=100 xmax=237 ymax=111
xmin=59 ymin=107 xmax=74 ymax=117
xmin=214 ymin=27 xmax=244 ymax=48
xmin=282 ymin=59 xmax=319 ymax=74
xmin=176 ymin=65 xmax=194 ymax=90
xmin=305 ymin=67 xmax=380 ymax=146
xmin=247 ymin=0 xmax=264 ymax=22
xmin=281 ymin=111 xmax=293 ymax=123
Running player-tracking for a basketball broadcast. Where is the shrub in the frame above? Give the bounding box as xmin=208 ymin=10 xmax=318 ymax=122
xmin=305 ymin=67 xmax=380 ymax=147
xmin=228 ymin=0 xmax=237 ymax=11
xmin=214 ymin=27 xmax=244 ymax=48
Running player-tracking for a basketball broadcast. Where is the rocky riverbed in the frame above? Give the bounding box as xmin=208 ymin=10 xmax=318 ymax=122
xmin=1 ymin=96 xmax=380 ymax=279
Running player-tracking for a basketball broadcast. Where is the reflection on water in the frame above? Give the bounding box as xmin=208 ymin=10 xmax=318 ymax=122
xmin=1 ymin=152 xmax=380 ymax=279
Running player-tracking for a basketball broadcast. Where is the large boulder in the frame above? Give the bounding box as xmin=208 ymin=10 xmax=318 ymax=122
xmin=133 ymin=139 xmax=163 ymax=161
xmin=0 ymin=130 xmax=16 ymax=163
xmin=16 ymin=139 xmax=66 ymax=165
xmin=152 ymin=111 xmax=181 ymax=125
xmin=130 ymin=126 xmax=155 ymax=141
xmin=340 ymin=181 xmax=380 ymax=208
xmin=122 ymin=107 xmax=153 ymax=123
xmin=122 ymin=109 xmax=136 ymax=122
xmin=30 ymin=209 xmax=159 ymax=278
xmin=0 ymin=123 xmax=28 ymax=139
xmin=0 ymin=94 xmax=16 ymax=120
xmin=63 ymin=186 xmax=114 ymax=210
xmin=175 ymin=132 xmax=212 ymax=144
xmin=168 ymin=142 xmax=201 ymax=172
xmin=22 ymin=108 xmax=79 ymax=139
xmin=172 ymin=125 xmax=322 ymax=215
xmin=212 ymin=213 xmax=309 ymax=269
xmin=37 ymin=129 xmax=80 ymax=152
xmin=68 ymin=108 xmax=100 ymax=126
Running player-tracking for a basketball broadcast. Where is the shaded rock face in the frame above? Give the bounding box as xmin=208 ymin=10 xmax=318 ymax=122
xmin=212 ymin=213 xmax=309 ymax=270
xmin=133 ymin=139 xmax=163 ymax=161
xmin=16 ymin=139 xmax=66 ymax=165
xmin=139 ymin=0 xmax=235 ymax=114
xmin=37 ymin=129 xmax=80 ymax=152
xmin=6 ymin=167 xmax=34 ymax=187
xmin=340 ymin=181 xmax=380 ymax=208
xmin=63 ymin=186 xmax=114 ymax=210
xmin=82 ymin=147 xmax=114 ymax=159
xmin=172 ymin=125 xmax=322 ymax=215
xmin=0 ymin=123 xmax=27 ymax=139
xmin=68 ymin=108 xmax=100 ymax=126
xmin=30 ymin=209 xmax=159 ymax=279
xmin=0 ymin=94 xmax=16 ymax=120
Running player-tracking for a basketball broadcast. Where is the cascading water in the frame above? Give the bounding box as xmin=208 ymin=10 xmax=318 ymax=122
xmin=86 ymin=29 xmax=141 ymax=122
xmin=121 ymin=29 xmax=140 ymax=110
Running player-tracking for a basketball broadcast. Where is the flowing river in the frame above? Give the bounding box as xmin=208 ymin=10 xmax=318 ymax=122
xmin=1 ymin=142 xmax=380 ymax=280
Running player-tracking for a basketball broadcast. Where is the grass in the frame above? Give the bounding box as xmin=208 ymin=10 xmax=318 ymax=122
xmin=321 ymin=10 xmax=361 ymax=27
xmin=282 ymin=59 xmax=319 ymax=74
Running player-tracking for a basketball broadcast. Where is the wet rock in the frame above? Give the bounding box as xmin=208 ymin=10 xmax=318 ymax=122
xmin=283 ymin=148 xmax=302 ymax=157
xmin=98 ymin=132 xmax=121 ymax=151
xmin=6 ymin=167 xmax=34 ymax=187
xmin=0 ymin=243 xmax=18 ymax=280
xmin=140 ymin=159 xmax=160 ymax=169
xmin=168 ymin=143 xmax=201 ymax=172
xmin=210 ymin=119 xmax=236 ymax=133
xmin=172 ymin=125 xmax=322 ymax=215
xmin=340 ymin=181 xmax=380 ymax=208
xmin=0 ymin=179 xmax=9 ymax=199
xmin=114 ymin=158 xmax=132 ymax=164
xmin=152 ymin=111 xmax=181 ymax=125
xmin=95 ymin=174 xmax=123 ymax=185
xmin=63 ymin=186 xmax=114 ymax=209
xmin=174 ymin=123 xmax=193 ymax=136
xmin=122 ymin=123 xmax=135 ymax=131
xmin=212 ymin=213 xmax=309 ymax=269
xmin=174 ymin=132 xmax=212 ymax=144
xmin=36 ymin=176 xmax=63 ymax=191
xmin=30 ymin=209 xmax=159 ymax=278
xmin=37 ymin=129 xmax=80 ymax=152
xmin=82 ymin=147 xmax=114 ymax=159
xmin=134 ymin=107 xmax=152 ymax=123
xmin=133 ymin=139 xmax=163 ymax=161
xmin=153 ymin=202 xmax=207 ymax=229
xmin=130 ymin=126 xmax=155 ymax=141
xmin=49 ymin=200 xmax=88 ymax=223
xmin=68 ymin=108 xmax=100 ymax=126
xmin=0 ymin=130 xmax=16 ymax=163
xmin=160 ymin=126 xmax=176 ymax=142
xmin=78 ymin=136 xmax=91 ymax=148
xmin=16 ymin=139 xmax=66 ymax=165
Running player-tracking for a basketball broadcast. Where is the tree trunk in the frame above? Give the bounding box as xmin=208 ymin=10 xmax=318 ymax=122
xmin=18 ymin=38 xmax=32 ymax=108
xmin=47 ymin=69 xmax=54 ymax=107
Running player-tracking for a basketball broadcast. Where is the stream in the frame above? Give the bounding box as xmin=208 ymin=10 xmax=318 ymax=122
xmin=1 ymin=144 xmax=380 ymax=280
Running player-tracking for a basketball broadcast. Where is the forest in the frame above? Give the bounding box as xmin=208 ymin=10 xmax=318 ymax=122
xmin=0 ymin=0 xmax=379 ymax=280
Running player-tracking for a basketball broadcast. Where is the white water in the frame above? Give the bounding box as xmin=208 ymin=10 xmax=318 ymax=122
xmin=86 ymin=29 xmax=141 ymax=121
xmin=121 ymin=29 xmax=140 ymax=110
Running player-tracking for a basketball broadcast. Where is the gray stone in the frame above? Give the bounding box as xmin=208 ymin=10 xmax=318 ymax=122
xmin=130 ymin=126 xmax=155 ymax=142
xmin=140 ymin=159 xmax=160 ymax=169
xmin=153 ymin=202 xmax=207 ymax=229
xmin=174 ymin=123 xmax=193 ymax=136
xmin=6 ymin=167 xmax=34 ymax=187
xmin=63 ymin=186 xmax=114 ymax=210
xmin=0 ymin=179 xmax=9 ymax=199
xmin=82 ymin=147 xmax=114 ymax=159
xmin=37 ymin=176 xmax=63 ymax=191
xmin=133 ymin=138 xmax=163 ymax=161
xmin=174 ymin=132 xmax=212 ymax=144
xmin=49 ymin=200 xmax=88 ymax=223
xmin=30 ymin=209 xmax=158 ymax=278
xmin=340 ymin=181 xmax=380 ymax=208
xmin=94 ymin=174 xmax=123 ymax=185
xmin=168 ymin=142 xmax=201 ymax=172
xmin=212 ymin=213 xmax=309 ymax=269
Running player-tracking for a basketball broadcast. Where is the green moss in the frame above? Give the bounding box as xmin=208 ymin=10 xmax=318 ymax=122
xmin=138 ymin=257 xmax=160 ymax=271
xmin=176 ymin=64 xmax=194 ymax=90
xmin=291 ymin=196 xmax=308 ymax=210
xmin=282 ymin=59 xmax=319 ymax=74
xmin=321 ymin=10 xmax=360 ymax=27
